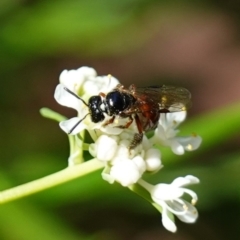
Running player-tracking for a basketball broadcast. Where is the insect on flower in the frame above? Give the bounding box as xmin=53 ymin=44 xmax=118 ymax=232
xmin=64 ymin=84 xmax=192 ymax=150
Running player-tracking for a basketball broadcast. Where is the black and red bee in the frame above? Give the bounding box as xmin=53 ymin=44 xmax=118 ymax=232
xmin=64 ymin=84 xmax=191 ymax=150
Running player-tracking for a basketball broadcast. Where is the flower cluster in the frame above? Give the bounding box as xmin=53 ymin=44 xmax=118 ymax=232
xmin=54 ymin=66 xmax=202 ymax=232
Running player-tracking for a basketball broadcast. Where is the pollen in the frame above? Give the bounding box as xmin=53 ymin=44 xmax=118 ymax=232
xmin=161 ymin=96 xmax=167 ymax=103
xmin=183 ymin=204 xmax=188 ymax=211
xmin=191 ymin=199 xmax=197 ymax=205
xmin=186 ymin=144 xmax=193 ymax=150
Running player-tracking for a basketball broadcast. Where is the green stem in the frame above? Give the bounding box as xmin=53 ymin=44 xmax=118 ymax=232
xmin=0 ymin=159 xmax=104 ymax=204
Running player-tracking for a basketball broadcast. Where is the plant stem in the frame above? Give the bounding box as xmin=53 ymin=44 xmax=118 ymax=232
xmin=0 ymin=159 xmax=103 ymax=204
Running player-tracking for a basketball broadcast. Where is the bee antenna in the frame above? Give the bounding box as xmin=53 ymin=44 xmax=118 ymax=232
xmin=63 ymin=87 xmax=88 ymax=106
xmin=68 ymin=113 xmax=90 ymax=134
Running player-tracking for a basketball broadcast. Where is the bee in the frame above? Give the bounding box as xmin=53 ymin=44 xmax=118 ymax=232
xmin=64 ymin=84 xmax=191 ymax=150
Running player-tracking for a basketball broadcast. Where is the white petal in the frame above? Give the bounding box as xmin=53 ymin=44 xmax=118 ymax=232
xmin=151 ymin=184 xmax=184 ymax=201
xmin=166 ymin=111 xmax=186 ymax=126
xmin=158 ymin=114 xmax=168 ymax=129
xmin=161 ymin=203 xmax=177 ymax=232
xmin=132 ymin=156 xmax=146 ymax=174
xmin=54 ymin=84 xmax=83 ymax=111
xmin=171 ymin=140 xmax=185 ymax=155
xmin=59 ymin=67 xmax=97 ymax=92
xmin=142 ymin=136 xmax=153 ymax=150
xmin=177 ymin=135 xmax=202 ymax=151
xmin=77 ymin=66 xmax=97 ymax=78
xmin=185 ymin=175 xmax=200 ymax=184
xmin=145 ymin=149 xmax=162 ymax=171
xmin=155 ymin=125 xmax=167 ymax=139
xmin=165 ymin=128 xmax=179 ymax=139
xmin=150 ymin=125 xmax=167 ymax=145
xmin=172 ymin=175 xmax=200 ymax=187
xmin=110 ymin=159 xmax=141 ymax=187
xmin=99 ymin=125 xmax=124 ymax=135
xmin=59 ymin=117 xmax=87 ymax=135
xmin=96 ymin=75 xmax=119 ymax=92
xmin=95 ymin=135 xmax=118 ymax=161
xmin=174 ymin=201 xmax=198 ymax=223
xmin=83 ymin=80 xmax=105 ymax=96
xmin=59 ymin=70 xmax=84 ymax=92
xmin=112 ymin=144 xmax=129 ymax=163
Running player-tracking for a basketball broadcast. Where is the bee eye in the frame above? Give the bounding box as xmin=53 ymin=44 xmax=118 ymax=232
xmin=88 ymin=96 xmax=105 ymax=122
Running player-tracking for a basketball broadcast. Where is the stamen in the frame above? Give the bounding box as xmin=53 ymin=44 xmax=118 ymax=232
xmin=191 ymin=132 xmax=197 ymax=137
xmin=107 ymin=74 xmax=112 ymax=89
xmin=183 ymin=204 xmax=188 ymax=211
xmin=186 ymin=144 xmax=193 ymax=150
xmin=191 ymin=199 xmax=197 ymax=205
xmin=165 ymin=200 xmax=188 ymax=215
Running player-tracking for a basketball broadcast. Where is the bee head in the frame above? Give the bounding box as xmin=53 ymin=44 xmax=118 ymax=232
xmin=88 ymin=95 xmax=105 ymax=123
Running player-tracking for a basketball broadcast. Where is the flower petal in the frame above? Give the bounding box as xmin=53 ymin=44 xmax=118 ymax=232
xmin=166 ymin=111 xmax=186 ymax=126
xmin=83 ymin=75 xmax=119 ymax=96
xmin=171 ymin=175 xmax=200 ymax=187
xmin=177 ymin=135 xmax=202 ymax=151
xmin=152 ymin=184 xmax=184 ymax=201
xmin=110 ymin=159 xmax=141 ymax=187
xmin=132 ymin=156 xmax=146 ymax=174
xmin=99 ymin=125 xmax=124 ymax=135
xmin=54 ymin=84 xmax=83 ymax=111
xmin=171 ymin=140 xmax=185 ymax=155
xmin=174 ymin=201 xmax=198 ymax=223
xmin=95 ymin=135 xmax=118 ymax=161
xmin=161 ymin=203 xmax=177 ymax=232
xmin=59 ymin=117 xmax=87 ymax=135
xmin=59 ymin=67 xmax=97 ymax=92
xmin=77 ymin=66 xmax=97 ymax=78
xmin=145 ymin=149 xmax=162 ymax=171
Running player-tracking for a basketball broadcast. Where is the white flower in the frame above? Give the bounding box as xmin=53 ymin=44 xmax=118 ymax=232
xmin=59 ymin=66 xmax=97 ymax=93
xmin=59 ymin=66 xmax=119 ymax=98
xmin=139 ymin=175 xmax=199 ymax=232
xmin=54 ymin=67 xmax=120 ymax=135
xmin=150 ymin=111 xmax=202 ymax=155
xmin=89 ymin=132 xmax=163 ymax=187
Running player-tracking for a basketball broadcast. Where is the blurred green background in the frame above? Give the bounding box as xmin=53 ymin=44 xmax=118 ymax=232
xmin=0 ymin=0 xmax=240 ymax=239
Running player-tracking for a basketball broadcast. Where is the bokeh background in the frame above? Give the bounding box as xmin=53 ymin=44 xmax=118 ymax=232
xmin=0 ymin=0 xmax=240 ymax=239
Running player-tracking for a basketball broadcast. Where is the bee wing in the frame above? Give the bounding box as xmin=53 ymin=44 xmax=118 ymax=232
xmin=135 ymin=85 xmax=192 ymax=112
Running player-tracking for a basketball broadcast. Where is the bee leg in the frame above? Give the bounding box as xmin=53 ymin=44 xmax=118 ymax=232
xmin=102 ymin=116 xmax=115 ymax=127
xmin=129 ymin=133 xmax=143 ymax=150
xmin=115 ymin=116 xmax=133 ymax=129
xmin=128 ymin=114 xmax=144 ymax=150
